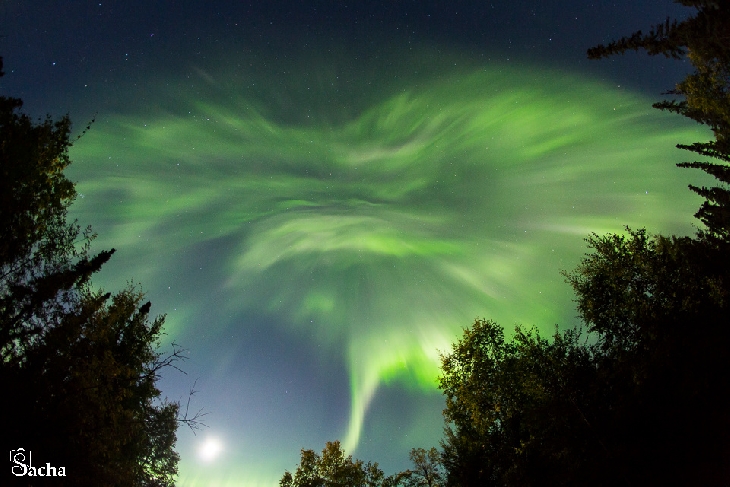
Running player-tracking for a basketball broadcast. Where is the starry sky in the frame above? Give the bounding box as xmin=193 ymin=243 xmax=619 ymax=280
xmin=0 ymin=1 xmax=713 ymax=486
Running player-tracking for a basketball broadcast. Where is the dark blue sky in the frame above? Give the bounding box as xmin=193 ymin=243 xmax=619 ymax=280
xmin=2 ymin=1 xmax=691 ymax=118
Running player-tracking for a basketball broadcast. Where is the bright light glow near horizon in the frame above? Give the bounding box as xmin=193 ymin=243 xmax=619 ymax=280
xmin=198 ymin=437 xmax=224 ymax=463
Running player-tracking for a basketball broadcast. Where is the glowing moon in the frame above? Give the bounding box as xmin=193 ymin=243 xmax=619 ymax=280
xmin=198 ymin=437 xmax=224 ymax=463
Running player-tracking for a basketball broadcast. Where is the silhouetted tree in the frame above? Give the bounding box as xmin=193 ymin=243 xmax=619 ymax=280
xmin=1 ymin=56 xmax=186 ymax=486
xmin=439 ymin=320 xmax=613 ymax=487
xmin=404 ymin=448 xmax=444 ymax=487
xmin=440 ymin=242 xmax=730 ymax=486
xmin=279 ymin=441 xmax=449 ymax=487
xmin=280 ymin=441 xmax=394 ymax=487
xmin=589 ymin=0 xmax=730 ymax=243
xmin=564 ymin=228 xmax=730 ymax=486
xmin=438 ymin=176 xmax=730 ymax=478
xmin=582 ymin=6 xmax=730 ymax=480
xmin=7 ymin=287 xmax=183 ymax=486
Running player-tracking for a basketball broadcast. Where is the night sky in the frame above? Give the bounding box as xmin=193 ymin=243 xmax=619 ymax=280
xmin=0 ymin=1 xmax=713 ymax=486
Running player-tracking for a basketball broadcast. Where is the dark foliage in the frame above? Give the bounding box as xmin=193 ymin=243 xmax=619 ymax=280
xmin=1 ymin=57 xmax=182 ymax=486
xmin=589 ymin=0 xmax=730 ymax=243
xmin=279 ymin=442 xmax=444 ymax=487
xmin=279 ymin=441 xmax=389 ymax=487
xmin=566 ymin=229 xmax=730 ymax=486
xmin=440 ymin=230 xmax=730 ymax=485
xmin=439 ymin=321 xmax=613 ymax=487
xmin=438 ymin=2 xmax=730 ymax=485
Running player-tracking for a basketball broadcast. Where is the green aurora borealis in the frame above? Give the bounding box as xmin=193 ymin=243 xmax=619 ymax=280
xmin=64 ymin=52 xmax=711 ymax=485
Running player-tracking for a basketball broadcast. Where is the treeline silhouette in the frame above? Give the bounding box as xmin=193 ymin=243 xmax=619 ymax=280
xmin=0 ymin=55 xmax=201 ymax=486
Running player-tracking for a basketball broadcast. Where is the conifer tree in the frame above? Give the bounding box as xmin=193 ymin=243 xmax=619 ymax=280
xmin=589 ymin=0 xmax=730 ymax=243
xmin=1 ymin=56 xmax=186 ymax=487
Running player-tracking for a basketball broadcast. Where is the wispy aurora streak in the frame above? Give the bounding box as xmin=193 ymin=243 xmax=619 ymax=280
xmin=69 ymin=61 xmax=708 ymax=484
